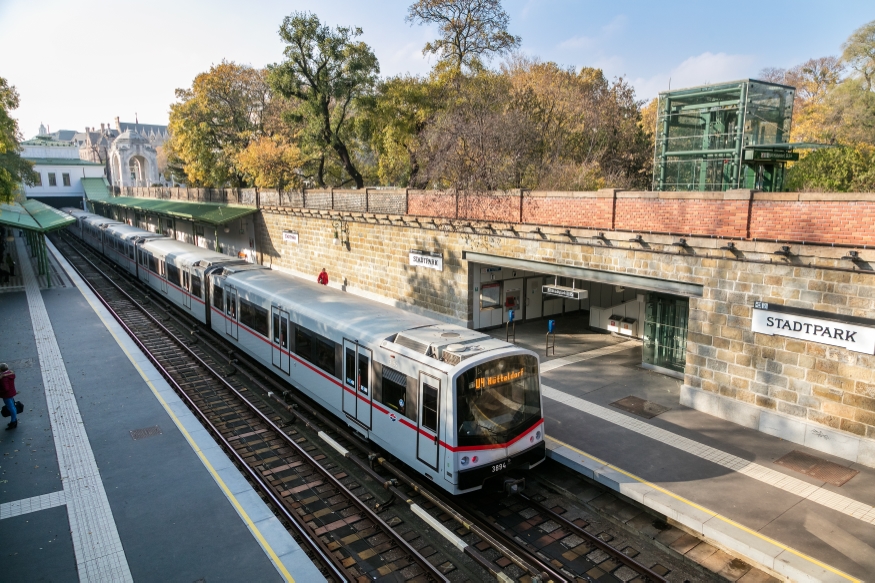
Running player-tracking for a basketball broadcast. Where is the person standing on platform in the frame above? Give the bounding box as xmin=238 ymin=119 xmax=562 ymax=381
xmin=0 ymin=363 xmax=17 ymax=430
xmin=317 ymin=268 xmax=329 ymax=286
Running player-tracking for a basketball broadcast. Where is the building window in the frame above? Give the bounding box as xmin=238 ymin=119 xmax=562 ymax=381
xmin=48 ymin=173 xmax=57 ymax=186
xmin=33 ymin=173 xmax=42 ymax=186
xmin=62 ymin=173 xmax=71 ymax=186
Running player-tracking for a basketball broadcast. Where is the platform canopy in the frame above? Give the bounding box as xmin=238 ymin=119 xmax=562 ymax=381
xmin=81 ymin=177 xmax=112 ymax=201
xmin=91 ymin=197 xmax=257 ymax=225
xmin=0 ymin=200 xmax=75 ymax=233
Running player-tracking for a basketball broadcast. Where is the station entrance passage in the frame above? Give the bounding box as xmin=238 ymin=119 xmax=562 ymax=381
xmin=464 ymin=251 xmax=702 ymax=378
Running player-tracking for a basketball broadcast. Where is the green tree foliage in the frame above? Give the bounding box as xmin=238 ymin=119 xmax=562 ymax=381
xmin=167 ymin=61 xmax=273 ymax=187
xmin=406 ymin=0 xmax=520 ymax=71
xmin=785 ymin=145 xmax=875 ymax=192
xmin=0 ymin=77 xmax=37 ymax=203
xmin=269 ymin=12 xmax=379 ymax=189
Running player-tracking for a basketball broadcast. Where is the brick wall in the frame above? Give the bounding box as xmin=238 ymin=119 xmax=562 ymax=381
xmin=615 ymin=192 xmax=750 ymax=237
xmin=522 ymin=191 xmax=614 ymax=229
xmin=750 ymin=194 xmax=875 ymax=246
xmin=122 ymin=186 xmax=875 ymax=247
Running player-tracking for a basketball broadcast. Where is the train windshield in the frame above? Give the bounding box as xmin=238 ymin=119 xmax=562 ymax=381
xmin=456 ymin=355 xmax=541 ymax=447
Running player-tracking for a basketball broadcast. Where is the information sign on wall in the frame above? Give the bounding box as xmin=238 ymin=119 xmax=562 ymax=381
xmin=752 ymin=301 xmax=875 ymax=354
xmin=542 ymin=285 xmax=587 ymax=300
xmin=282 ymin=230 xmax=299 ymax=244
xmin=409 ymin=250 xmax=443 ymax=271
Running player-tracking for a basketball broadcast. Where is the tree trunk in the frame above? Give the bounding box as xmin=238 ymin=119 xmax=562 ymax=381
xmin=316 ymin=155 xmax=326 ymax=188
xmin=331 ymin=138 xmax=364 ymax=189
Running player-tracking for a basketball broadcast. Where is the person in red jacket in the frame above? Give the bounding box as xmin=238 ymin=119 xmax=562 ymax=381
xmin=0 ymin=363 xmax=17 ymax=430
xmin=317 ymin=268 xmax=329 ymax=286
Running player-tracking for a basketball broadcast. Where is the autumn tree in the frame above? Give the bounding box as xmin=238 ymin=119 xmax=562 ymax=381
xmin=167 ymin=61 xmax=272 ymax=187
xmin=235 ymin=137 xmax=303 ymax=191
xmin=407 ymin=0 xmax=520 ymax=71
xmin=842 ymin=20 xmax=875 ymax=91
xmin=0 ymin=77 xmax=37 ymax=203
xmin=269 ymin=12 xmax=379 ymax=189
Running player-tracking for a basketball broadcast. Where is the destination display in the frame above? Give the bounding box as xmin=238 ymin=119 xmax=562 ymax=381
xmin=282 ymin=230 xmax=299 ymax=243
xmin=473 ymin=368 xmax=525 ymax=389
xmin=542 ymin=285 xmax=587 ymax=300
xmin=752 ymin=301 xmax=875 ymax=354
xmin=409 ymin=251 xmax=443 ymax=271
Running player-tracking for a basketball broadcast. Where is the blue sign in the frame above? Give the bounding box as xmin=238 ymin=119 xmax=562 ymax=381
xmin=508 ymin=309 xmax=515 ymax=322
xmin=548 ymin=320 xmax=555 ymax=333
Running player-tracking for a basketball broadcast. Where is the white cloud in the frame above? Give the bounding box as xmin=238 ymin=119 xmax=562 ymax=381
xmin=633 ymin=52 xmax=756 ymax=100
xmin=559 ymin=15 xmax=626 ymax=52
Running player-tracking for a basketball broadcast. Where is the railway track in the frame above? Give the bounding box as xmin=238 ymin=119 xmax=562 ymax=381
xmin=53 ymin=232 xmax=680 ymax=583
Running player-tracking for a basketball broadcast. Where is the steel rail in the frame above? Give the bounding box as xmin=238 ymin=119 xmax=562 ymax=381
xmin=518 ymin=493 xmax=668 ymax=583
xmin=55 ymin=237 xmax=351 ymax=581
xmin=58 ymin=234 xmax=448 ymax=583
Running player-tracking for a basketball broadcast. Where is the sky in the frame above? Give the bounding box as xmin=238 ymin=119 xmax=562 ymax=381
xmin=1 ymin=0 xmax=872 ymax=139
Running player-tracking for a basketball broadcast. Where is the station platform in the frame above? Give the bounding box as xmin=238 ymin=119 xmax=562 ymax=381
xmin=0 ymin=235 xmax=323 ymax=582
xmin=490 ymin=318 xmax=875 ymax=582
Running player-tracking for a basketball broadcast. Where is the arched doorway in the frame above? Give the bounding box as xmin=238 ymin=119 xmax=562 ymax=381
xmin=129 ymin=155 xmax=148 ymax=186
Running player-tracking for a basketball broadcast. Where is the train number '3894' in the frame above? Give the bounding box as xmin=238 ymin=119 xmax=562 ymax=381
xmin=492 ymin=461 xmax=508 ymax=473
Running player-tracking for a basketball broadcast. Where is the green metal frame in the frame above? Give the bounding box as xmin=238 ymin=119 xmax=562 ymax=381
xmin=653 ymin=79 xmax=795 ymax=192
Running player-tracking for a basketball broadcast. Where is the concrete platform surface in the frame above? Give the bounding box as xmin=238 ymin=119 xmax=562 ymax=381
xmin=0 ymin=237 xmax=323 ymax=582
xmin=488 ymin=317 xmax=874 ymax=582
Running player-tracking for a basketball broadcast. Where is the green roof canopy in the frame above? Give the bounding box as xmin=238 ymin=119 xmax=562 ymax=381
xmin=0 ymin=200 xmax=75 ymax=233
xmin=25 ymin=158 xmax=105 ymax=166
xmin=93 ymin=197 xmax=257 ymax=226
xmin=82 ymin=177 xmax=111 ymax=200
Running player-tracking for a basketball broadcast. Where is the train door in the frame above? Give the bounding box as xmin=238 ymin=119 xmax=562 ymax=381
xmin=138 ymin=248 xmax=148 ymax=283
xmin=158 ymin=259 xmax=168 ymax=293
xmin=342 ymin=340 xmax=372 ymax=429
xmin=271 ymin=307 xmax=290 ymax=375
xmin=525 ymin=277 xmax=543 ymax=320
xmin=225 ymin=285 xmax=238 ymax=339
xmin=182 ymin=267 xmax=191 ymax=309
xmin=416 ymin=373 xmax=440 ymax=471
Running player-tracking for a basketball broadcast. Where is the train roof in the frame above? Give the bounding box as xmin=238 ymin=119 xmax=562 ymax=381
xmin=141 ymin=237 xmax=250 ymax=269
xmin=225 ymin=268 xmax=438 ymax=347
xmin=104 ymin=223 xmax=164 ymax=241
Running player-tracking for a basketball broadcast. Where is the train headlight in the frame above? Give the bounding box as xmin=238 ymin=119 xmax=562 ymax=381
xmin=472 ymin=456 xmax=478 ymax=463
xmin=536 ymin=430 xmax=542 ymax=440
xmin=530 ymin=435 xmax=534 ymax=443
xmin=461 ymin=456 xmax=469 ymax=466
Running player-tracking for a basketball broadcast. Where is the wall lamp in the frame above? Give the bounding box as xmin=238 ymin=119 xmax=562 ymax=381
xmin=720 ymin=241 xmax=737 ymax=252
xmin=332 ymin=219 xmax=349 ymax=249
xmin=629 ymin=234 xmax=645 ymax=245
xmin=774 ymin=245 xmax=792 ymax=258
xmin=565 ymin=229 xmax=575 ymax=240
xmin=841 ymin=250 xmax=862 ymax=263
xmin=673 ymin=238 xmax=688 ymax=248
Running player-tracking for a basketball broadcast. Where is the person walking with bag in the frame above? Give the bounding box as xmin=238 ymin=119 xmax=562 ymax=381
xmin=1 ymin=363 xmax=18 ymax=430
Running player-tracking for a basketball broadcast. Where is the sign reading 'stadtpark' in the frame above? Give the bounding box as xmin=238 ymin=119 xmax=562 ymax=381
xmin=409 ymin=251 xmax=443 ymax=271
xmin=752 ymin=302 xmax=875 ymax=354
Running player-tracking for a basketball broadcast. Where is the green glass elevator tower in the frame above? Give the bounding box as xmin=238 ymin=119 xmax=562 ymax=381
xmin=653 ymin=79 xmax=796 ymax=192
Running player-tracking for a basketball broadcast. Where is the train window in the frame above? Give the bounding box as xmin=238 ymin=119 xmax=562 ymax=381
xmin=422 ymin=384 xmax=438 ymax=432
xmin=295 ymin=326 xmax=338 ymax=378
xmin=191 ymin=275 xmax=201 ymax=298
xmin=213 ymin=285 xmax=223 ymax=309
xmin=128 ymin=244 xmax=134 ymax=260
xmin=166 ymin=263 xmax=180 ymax=285
xmin=239 ymin=298 xmax=268 ymax=337
xmin=381 ymin=367 xmax=408 ymax=417
xmin=148 ymin=254 xmax=157 ymax=274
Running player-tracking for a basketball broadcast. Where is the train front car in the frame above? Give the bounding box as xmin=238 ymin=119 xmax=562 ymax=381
xmin=451 ymin=350 xmax=545 ymax=494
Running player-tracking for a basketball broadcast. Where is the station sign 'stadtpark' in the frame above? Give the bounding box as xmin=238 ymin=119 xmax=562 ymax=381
xmin=282 ymin=230 xmax=299 ymax=244
xmin=752 ymin=302 xmax=875 ymax=354
xmin=409 ymin=250 xmax=443 ymax=271
xmin=542 ymin=285 xmax=587 ymax=300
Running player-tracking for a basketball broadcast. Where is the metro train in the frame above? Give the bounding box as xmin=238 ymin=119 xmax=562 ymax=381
xmin=63 ymin=208 xmax=546 ymax=494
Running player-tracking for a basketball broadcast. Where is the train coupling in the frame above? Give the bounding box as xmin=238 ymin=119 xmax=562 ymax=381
xmin=503 ymin=477 xmax=525 ymax=496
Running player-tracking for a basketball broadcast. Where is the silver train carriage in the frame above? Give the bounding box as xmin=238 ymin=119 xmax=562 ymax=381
xmin=64 ymin=211 xmax=546 ymax=494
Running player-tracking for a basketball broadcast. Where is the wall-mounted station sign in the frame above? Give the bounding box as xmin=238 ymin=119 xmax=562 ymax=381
xmin=282 ymin=230 xmax=299 ymax=243
xmin=542 ymin=285 xmax=588 ymax=300
xmin=743 ymin=149 xmax=799 ymax=162
xmin=409 ymin=250 xmax=443 ymax=271
xmin=752 ymin=301 xmax=875 ymax=354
